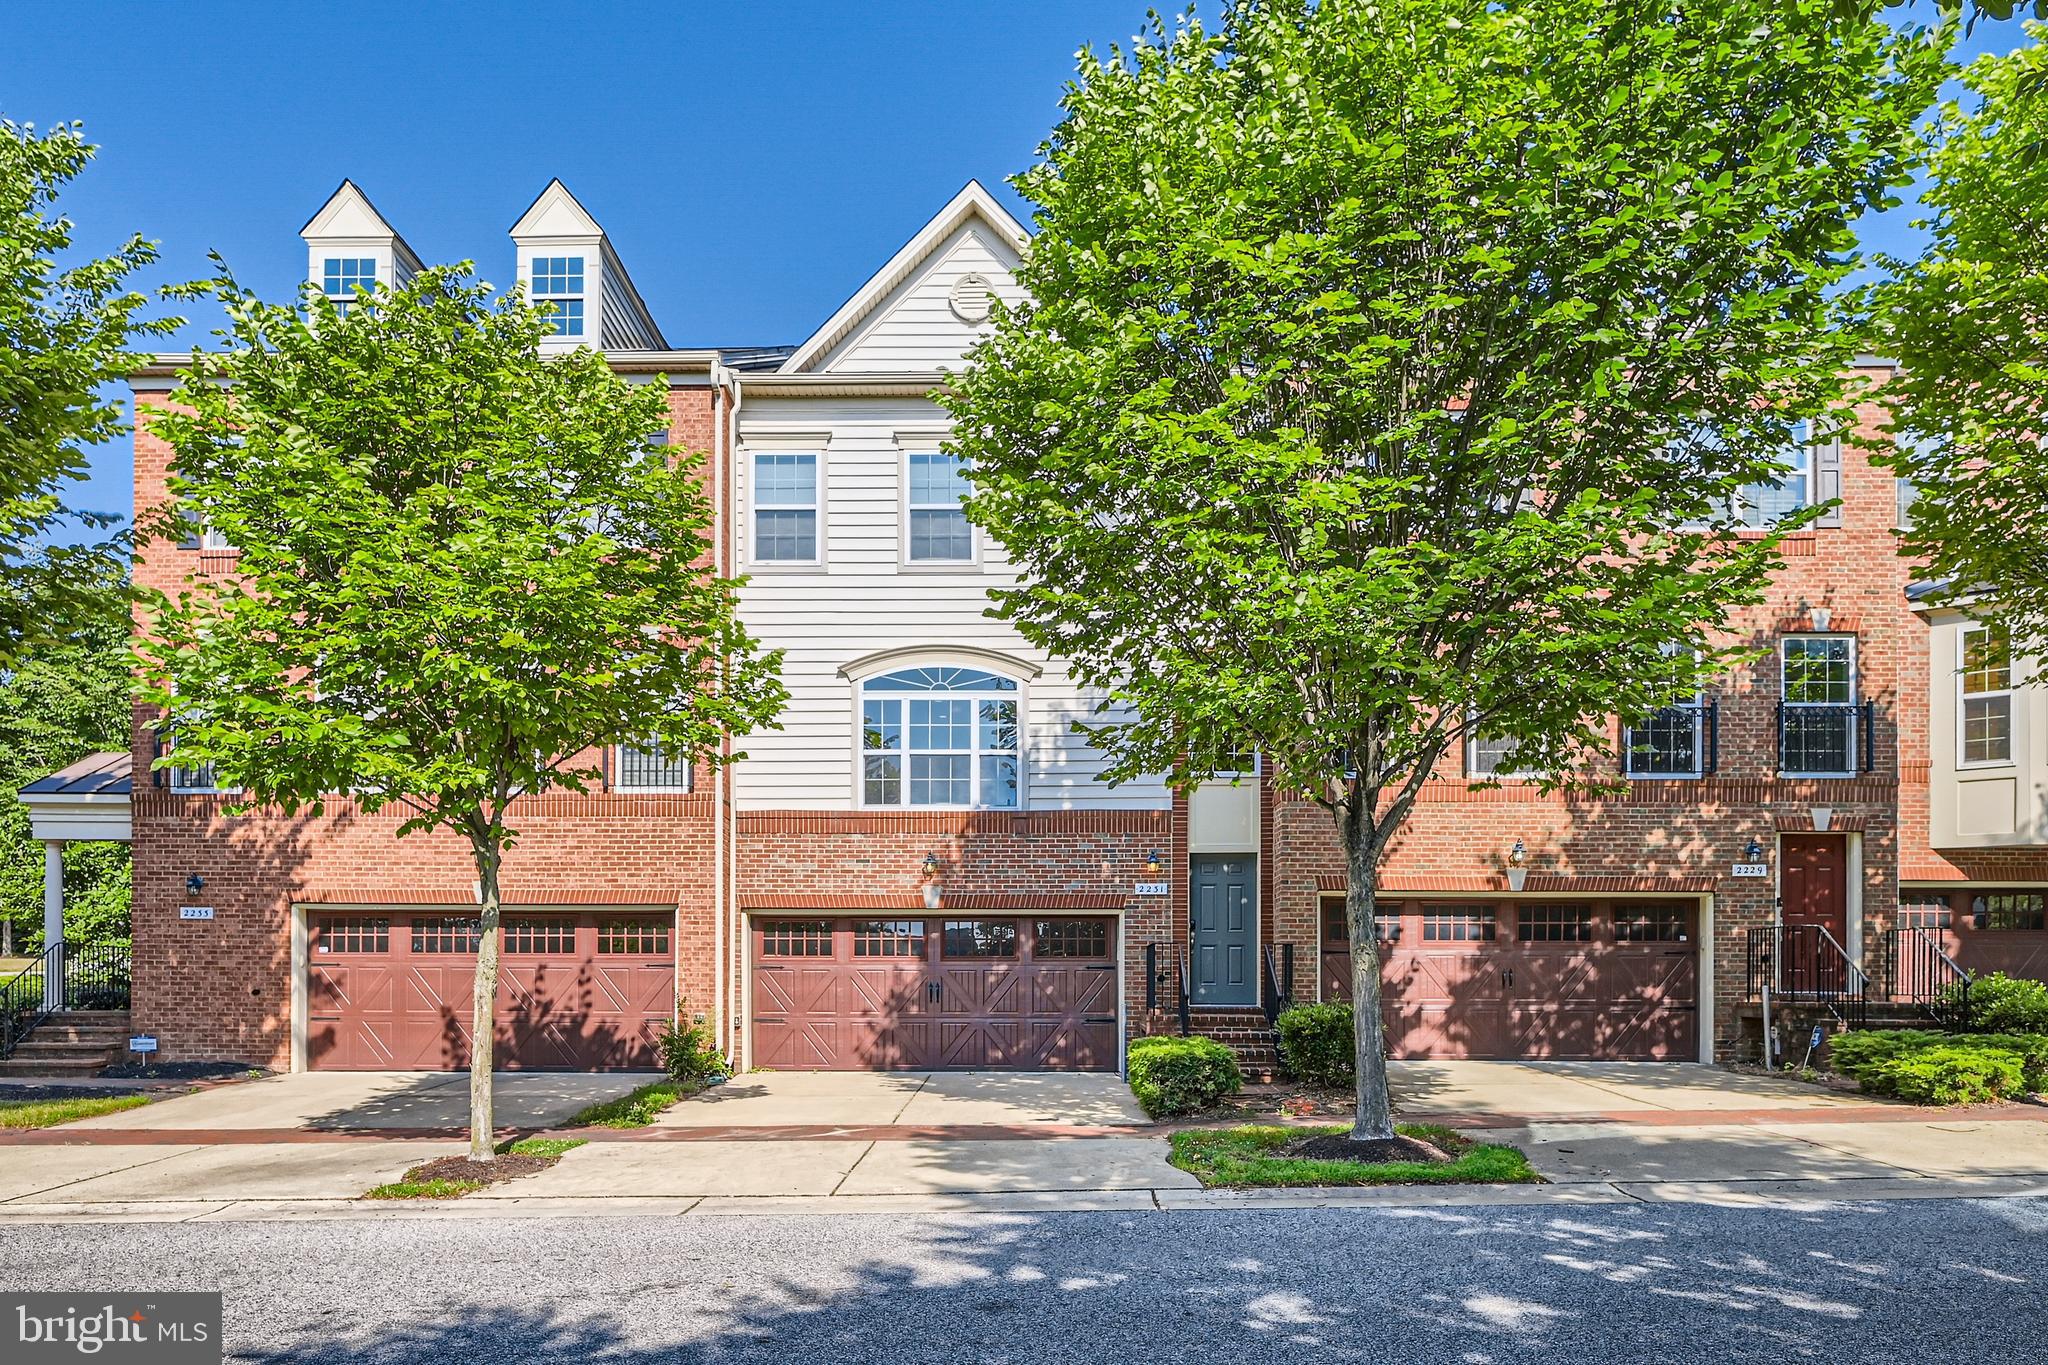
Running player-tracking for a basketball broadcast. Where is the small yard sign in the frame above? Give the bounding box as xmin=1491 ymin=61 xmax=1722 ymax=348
xmin=1730 ymin=863 xmax=1769 ymax=878
xmin=129 ymin=1034 xmax=158 ymax=1054
xmin=178 ymin=905 xmax=215 ymax=920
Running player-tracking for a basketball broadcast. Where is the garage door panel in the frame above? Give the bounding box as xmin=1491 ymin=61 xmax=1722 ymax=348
xmin=309 ymin=911 xmax=673 ymax=1072
xmin=752 ymin=917 xmax=1118 ymax=1072
xmin=1329 ymin=900 xmax=1699 ymax=1061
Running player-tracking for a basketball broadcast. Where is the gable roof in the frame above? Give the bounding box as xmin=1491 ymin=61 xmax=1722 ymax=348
xmin=508 ymin=177 xmax=603 ymax=239
xmin=778 ymin=180 xmax=1029 ymax=375
xmin=300 ymin=179 xmax=424 ymax=273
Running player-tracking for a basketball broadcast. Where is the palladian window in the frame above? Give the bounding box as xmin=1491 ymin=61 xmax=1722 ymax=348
xmin=860 ymin=666 xmax=1020 ymax=809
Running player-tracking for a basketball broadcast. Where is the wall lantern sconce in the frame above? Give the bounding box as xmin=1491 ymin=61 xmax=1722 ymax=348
xmin=1744 ymin=838 xmax=1765 ymax=863
xmin=1144 ymin=849 xmax=1164 ymax=878
xmin=1505 ymin=840 xmax=1528 ymax=893
xmin=185 ymin=874 xmax=206 ymax=897
xmin=921 ymin=853 xmax=943 ymax=911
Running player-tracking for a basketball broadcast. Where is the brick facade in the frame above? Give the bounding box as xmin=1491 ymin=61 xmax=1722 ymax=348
xmin=127 ymin=379 xmax=724 ymax=1067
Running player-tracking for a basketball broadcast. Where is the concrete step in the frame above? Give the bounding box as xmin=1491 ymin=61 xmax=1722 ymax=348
xmin=0 ymin=1056 xmax=115 ymax=1077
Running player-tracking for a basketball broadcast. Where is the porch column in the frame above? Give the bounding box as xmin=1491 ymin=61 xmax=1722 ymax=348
xmin=42 ymin=840 xmax=64 ymax=1011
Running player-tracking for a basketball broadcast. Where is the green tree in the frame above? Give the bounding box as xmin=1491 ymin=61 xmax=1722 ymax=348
xmin=0 ymin=553 xmax=134 ymax=958
xmin=138 ymin=268 xmax=786 ymax=1160
xmin=1873 ymin=27 xmax=2048 ymax=650
xmin=945 ymin=0 xmax=1944 ymax=1144
xmin=0 ymin=120 xmax=172 ymax=666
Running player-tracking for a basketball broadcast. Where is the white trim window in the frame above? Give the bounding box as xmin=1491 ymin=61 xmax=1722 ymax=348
xmin=614 ymin=740 xmax=694 ymax=792
xmin=1735 ymin=419 xmax=1815 ymax=528
xmin=1959 ymin=623 xmax=2013 ymax=767
xmin=1467 ymin=731 xmax=1535 ymax=779
xmin=321 ymin=257 xmax=376 ymax=313
xmin=531 ymin=255 xmax=585 ymax=337
xmin=1624 ymin=692 xmax=1708 ymax=778
xmin=904 ymin=451 xmax=974 ymax=563
xmin=752 ymin=452 xmax=820 ymax=563
xmin=1780 ymin=635 xmax=1859 ymax=776
xmin=860 ymin=666 xmax=1020 ymax=809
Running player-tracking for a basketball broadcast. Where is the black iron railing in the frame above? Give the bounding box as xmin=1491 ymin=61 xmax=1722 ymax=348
xmin=1260 ymin=944 xmax=1295 ymax=1028
xmin=0 ymin=940 xmax=131 ymax=1060
xmin=1745 ymin=924 xmax=1869 ymax=1028
xmin=1176 ymin=944 xmax=1192 ymax=1037
xmin=1885 ymin=925 xmax=1973 ymax=1029
xmin=1776 ymin=702 xmax=1876 ymax=776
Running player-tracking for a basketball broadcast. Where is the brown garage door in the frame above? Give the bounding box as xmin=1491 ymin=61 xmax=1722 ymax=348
xmin=308 ymin=911 xmax=675 ymax=1070
xmin=751 ymin=916 xmax=1119 ymax=1071
xmin=1320 ymin=899 xmax=1697 ymax=1060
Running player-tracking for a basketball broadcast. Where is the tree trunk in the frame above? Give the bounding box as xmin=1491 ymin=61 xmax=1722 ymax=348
xmin=468 ymin=843 xmax=503 ymax=1163
xmin=1340 ymin=803 xmax=1397 ymax=1142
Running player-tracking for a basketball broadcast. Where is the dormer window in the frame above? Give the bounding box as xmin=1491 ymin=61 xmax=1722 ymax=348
xmin=532 ymin=255 xmax=586 ymax=337
xmin=321 ymin=257 xmax=377 ymax=311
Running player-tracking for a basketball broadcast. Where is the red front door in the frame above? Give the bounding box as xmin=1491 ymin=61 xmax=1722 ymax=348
xmin=1780 ymin=834 xmax=1848 ymax=940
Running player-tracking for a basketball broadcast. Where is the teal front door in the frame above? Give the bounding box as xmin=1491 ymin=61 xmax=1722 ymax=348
xmin=1190 ymin=856 xmax=1257 ymax=1006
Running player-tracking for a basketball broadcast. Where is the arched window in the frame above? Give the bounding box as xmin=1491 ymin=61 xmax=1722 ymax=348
xmin=860 ymin=666 xmax=1020 ymax=808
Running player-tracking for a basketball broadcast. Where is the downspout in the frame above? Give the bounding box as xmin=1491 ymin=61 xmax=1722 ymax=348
xmin=711 ymin=359 xmax=742 ymax=1065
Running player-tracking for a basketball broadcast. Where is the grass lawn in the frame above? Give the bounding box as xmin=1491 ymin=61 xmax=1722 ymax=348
xmin=564 ymin=1081 xmax=693 ymax=1128
xmin=499 ymin=1136 xmax=588 ymax=1158
xmin=0 ymin=1095 xmax=152 ymax=1129
xmin=363 ymin=1177 xmax=488 ymax=1200
xmin=1170 ymin=1123 xmax=1541 ymax=1188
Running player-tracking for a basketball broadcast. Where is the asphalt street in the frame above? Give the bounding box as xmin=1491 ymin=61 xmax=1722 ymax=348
xmin=4 ymin=1197 xmax=2045 ymax=1363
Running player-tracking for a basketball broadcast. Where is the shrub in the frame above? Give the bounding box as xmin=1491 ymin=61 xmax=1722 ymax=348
xmin=1827 ymin=1028 xmax=2048 ymax=1104
xmin=1947 ymin=973 xmax=2048 ymax=1036
xmin=656 ymin=1019 xmax=728 ymax=1089
xmin=1276 ymin=1003 xmax=1355 ymax=1087
xmin=1127 ymin=1035 xmax=1243 ymax=1118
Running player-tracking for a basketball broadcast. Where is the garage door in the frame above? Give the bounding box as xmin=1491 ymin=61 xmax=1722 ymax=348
xmin=1320 ymin=899 xmax=1697 ymax=1060
xmin=308 ymin=910 xmax=675 ymax=1070
xmin=751 ymin=916 xmax=1119 ymax=1071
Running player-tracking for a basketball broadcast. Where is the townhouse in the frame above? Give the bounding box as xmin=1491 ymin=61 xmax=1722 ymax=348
xmin=12 ymin=178 xmax=2047 ymax=1078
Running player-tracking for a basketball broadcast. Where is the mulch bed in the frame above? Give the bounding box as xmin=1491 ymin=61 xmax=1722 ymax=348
xmin=99 ymin=1061 xmax=269 ymax=1081
xmin=1282 ymin=1132 xmax=1450 ymax=1164
xmin=0 ymin=1083 xmax=152 ymax=1103
xmin=1209 ymin=1080 xmax=1356 ymax=1122
xmin=402 ymin=1153 xmax=552 ymax=1188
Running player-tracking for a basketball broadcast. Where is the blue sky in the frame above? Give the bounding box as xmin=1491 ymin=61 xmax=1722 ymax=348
xmin=3 ymin=2 xmax=2033 ymax=532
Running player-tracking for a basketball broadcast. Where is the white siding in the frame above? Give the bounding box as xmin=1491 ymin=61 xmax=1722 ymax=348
xmin=816 ymin=224 xmax=1025 ymax=375
xmin=733 ymin=395 xmax=1166 ymax=812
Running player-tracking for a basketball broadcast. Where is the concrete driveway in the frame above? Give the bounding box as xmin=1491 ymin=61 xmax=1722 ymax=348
xmin=1389 ymin=1060 xmax=1883 ymax=1119
xmin=654 ymin=1070 xmax=1150 ymax=1130
xmin=61 ymin=1070 xmax=656 ymax=1133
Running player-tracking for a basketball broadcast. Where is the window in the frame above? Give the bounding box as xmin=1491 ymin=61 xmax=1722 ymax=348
xmin=752 ymin=452 xmax=819 ymax=562
xmin=531 ymin=255 xmax=585 ymax=337
xmin=598 ymin=918 xmax=671 ymax=954
xmin=941 ymin=919 xmax=1018 ymax=958
xmin=1034 ymin=918 xmax=1109 ymax=958
xmin=1467 ymin=732 xmax=1533 ymax=779
xmin=760 ymin=920 xmax=831 ymax=957
xmin=1616 ymin=903 xmax=1691 ymax=943
xmin=1624 ymin=697 xmax=1708 ymax=778
xmin=860 ymin=666 xmax=1020 ymax=809
xmin=412 ymin=917 xmax=482 ymax=953
xmin=1973 ymin=893 xmax=2046 ymax=932
xmin=504 ymin=918 xmax=575 ymax=955
xmin=906 ymin=451 xmax=973 ymax=562
xmin=157 ymin=728 xmax=222 ymax=793
xmin=615 ymin=741 xmax=692 ymax=791
xmin=1517 ymin=903 xmax=1593 ymax=942
xmin=1422 ymin=906 xmax=1497 ymax=941
xmin=1735 ymin=420 xmax=1815 ymax=528
xmin=853 ymin=920 xmax=926 ymax=958
xmin=1322 ymin=900 xmax=1350 ymax=944
xmin=315 ymin=917 xmax=388 ymax=954
xmin=1959 ymin=624 xmax=2013 ymax=767
xmin=1898 ymin=895 xmax=1953 ymax=931
xmin=321 ymin=257 xmax=377 ymax=305
xmin=1780 ymin=635 xmax=1859 ymax=775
